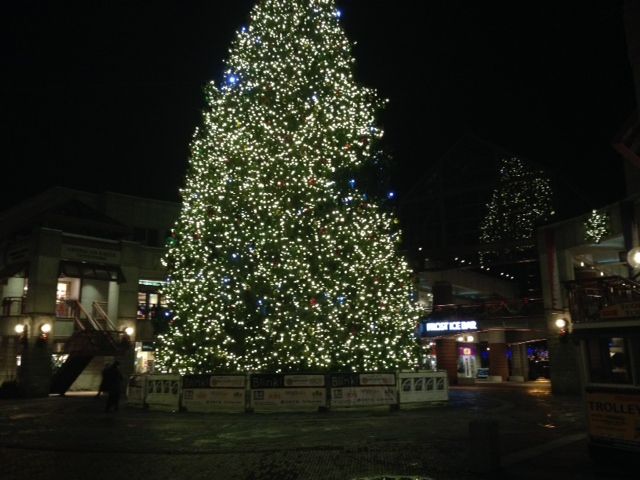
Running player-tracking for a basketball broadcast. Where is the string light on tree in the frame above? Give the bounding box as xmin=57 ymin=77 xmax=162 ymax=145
xmin=155 ymin=0 xmax=422 ymax=375
xmin=584 ymin=209 xmax=610 ymax=244
xmin=479 ymin=157 xmax=553 ymax=264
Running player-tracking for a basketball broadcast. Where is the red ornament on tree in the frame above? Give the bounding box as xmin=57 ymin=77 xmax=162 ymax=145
xmin=310 ymin=297 xmax=318 ymax=306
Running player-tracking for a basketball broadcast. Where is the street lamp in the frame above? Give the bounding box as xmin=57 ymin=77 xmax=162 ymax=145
xmin=555 ymin=318 xmax=567 ymax=329
xmin=555 ymin=317 xmax=569 ymax=343
xmin=627 ymin=246 xmax=640 ymax=275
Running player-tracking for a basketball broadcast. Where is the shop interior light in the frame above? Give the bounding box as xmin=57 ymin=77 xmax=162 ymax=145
xmin=125 ymin=327 xmax=135 ymax=336
xmin=14 ymin=324 xmax=25 ymax=334
xmin=457 ymin=336 xmax=464 ymax=342
xmin=466 ymin=335 xmax=475 ymax=342
xmin=40 ymin=323 xmax=52 ymax=334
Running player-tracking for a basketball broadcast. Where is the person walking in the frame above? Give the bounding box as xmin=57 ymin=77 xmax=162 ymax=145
xmin=96 ymin=362 xmax=110 ymax=398
xmin=103 ymin=360 xmax=123 ymax=413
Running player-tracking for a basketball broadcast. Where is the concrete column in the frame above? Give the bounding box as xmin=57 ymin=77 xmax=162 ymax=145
xmin=0 ymin=337 xmax=19 ymax=384
xmin=117 ymin=242 xmax=140 ymax=327
xmin=2 ymin=277 xmax=26 ymax=301
xmin=116 ymin=242 xmax=140 ymax=382
xmin=489 ymin=343 xmax=509 ymax=381
xmin=623 ymin=0 xmax=640 ymax=196
xmin=24 ymin=228 xmax=61 ymax=315
xmin=509 ymin=343 xmax=529 ymax=382
xmin=548 ymin=334 xmax=581 ymax=395
xmin=436 ymin=338 xmax=458 ymax=386
xmin=17 ymin=332 xmax=52 ymax=397
xmin=108 ymin=280 xmax=119 ymax=321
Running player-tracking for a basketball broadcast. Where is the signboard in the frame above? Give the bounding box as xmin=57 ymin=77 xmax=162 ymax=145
xmin=423 ymin=320 xmax=478 ymax=336
xmin=126 ymin=375 xmax=146 ymax=408
xmin=586 ymin=392 xmax=640 ymax=451
xmin=61 ymin=244 xmax=121 ymax=265
xmin=599 ymin=302 xmax=640 ymax=320
xmin=145 ymin=374 xmax=181 ymax=411
xmin=329 ymin=373 xmax=397 ymax=408
xmin=181 ymin=375 xmax=246 ymax=413
xmin=398 ymin=371 xmax=448 ymax=404
xmin=249 ymin=374 xmax=326 ymax=412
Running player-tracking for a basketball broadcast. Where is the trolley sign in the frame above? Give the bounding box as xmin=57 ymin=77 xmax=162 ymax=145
xmin=586 ymin=391 xmax=640 ymax=451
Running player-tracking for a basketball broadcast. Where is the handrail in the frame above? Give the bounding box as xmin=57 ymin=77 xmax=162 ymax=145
xmin=430 ymin=297 xmax=544 ymax=317
xmin=66 ymin=299 xmax=102 ymax=331
xmin=92 ymin=301 xmax=118 ymax=331
xmin=565 ymin=275 xmax=640 ymax=324
xmin=1 ymin=296 xmax=25 ymax=316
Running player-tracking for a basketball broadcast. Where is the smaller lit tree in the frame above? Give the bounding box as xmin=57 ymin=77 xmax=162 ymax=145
xmin=584 ymin=209 xmax=610 ymax=244
xmin=479 ymin=157 xmax=553 ymax=264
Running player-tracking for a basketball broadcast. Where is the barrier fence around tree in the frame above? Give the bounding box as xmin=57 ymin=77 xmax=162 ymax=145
xmin=127 ymin=370 xmax=448 ymax=413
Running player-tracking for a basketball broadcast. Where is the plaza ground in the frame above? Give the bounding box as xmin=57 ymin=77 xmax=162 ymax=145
xmin=0 ymin=381 xmax=635 ymax=479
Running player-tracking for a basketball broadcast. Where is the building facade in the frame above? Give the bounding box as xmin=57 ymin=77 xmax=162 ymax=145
xmin=537 ymin=194 xmax=640 ymax=394
xmin=0 ymin=188 xmax=178 ymax=396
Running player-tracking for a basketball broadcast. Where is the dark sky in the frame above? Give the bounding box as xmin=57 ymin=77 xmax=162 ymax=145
xmin=2 ymin=1 xmax=635 ymax=214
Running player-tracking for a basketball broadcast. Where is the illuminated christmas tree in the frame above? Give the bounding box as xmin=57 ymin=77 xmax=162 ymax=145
xmin=584 ymin=209 xmax=610 ymax=244
xmin=156 ymin=0 xmax=421 ymax=374
xmin=479 ymin=157 xmax=553 ymax=263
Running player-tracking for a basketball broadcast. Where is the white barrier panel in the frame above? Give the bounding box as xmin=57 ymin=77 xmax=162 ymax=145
xmin=249 ymin=374 xmax=326 ymax=412
xmin=182 ymin=375 xmax=246 ymax=413
xmin=329 ymin=373 xmax=397 ymax=408
xmin=397 ymin=370 xmax=448 ymax=404
xmin=126 ymin=375 xmax=146 ymax=408
xmin=145 ymin=374 xmax=181 ymax=411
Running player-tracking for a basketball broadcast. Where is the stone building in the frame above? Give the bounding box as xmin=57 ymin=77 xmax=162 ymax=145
xmin=0 ymin=188 xmax=178 ymax=396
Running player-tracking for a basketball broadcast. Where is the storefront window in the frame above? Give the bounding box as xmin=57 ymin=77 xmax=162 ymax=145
xmin=586 ymin=337 xmax=631 ymax=384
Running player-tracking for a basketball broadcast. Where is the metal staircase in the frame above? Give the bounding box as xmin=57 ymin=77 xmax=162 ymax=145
xmin=50 ymin=300 xmax=130 ymax=395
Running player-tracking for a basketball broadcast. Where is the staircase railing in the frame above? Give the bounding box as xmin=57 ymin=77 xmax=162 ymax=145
xmin=65 ymin=299 xmax=101 ymax=331
xmin=64 ymin=299 xmax=128 ymax=354
xmin=52 ymin=300 xmax=131 ymax=395
xmin=565 ymin=275 xmax=640 ymax=324
xmin=92 ymin=301 xmax=118 ymax=331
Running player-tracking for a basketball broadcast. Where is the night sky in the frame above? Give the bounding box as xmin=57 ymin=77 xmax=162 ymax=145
xmin=3 ymin=1 xmax=635 ymax=218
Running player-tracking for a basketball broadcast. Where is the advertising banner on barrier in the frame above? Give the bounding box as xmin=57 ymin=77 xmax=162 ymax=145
xmin=397 ymin=371 xmax=448 ymax=404
xmin=182 ymin=375 xmax=246 ymax=413
xmin=329 ymin=373 xmax=397 ymax=407
xmin=145 ymin=374 xmax=181 ymax=411
xmin=249 ymin=374 xmax=326 ymax=412
xmin=126 ymin=375 xmax=146 ymax=407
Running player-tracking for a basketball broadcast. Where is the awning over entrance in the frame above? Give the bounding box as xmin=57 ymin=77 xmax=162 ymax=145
xmin=58 ymin=261 xmax=126 ymax=283
xmin=0 ymin=262 xmax=28 ymax=281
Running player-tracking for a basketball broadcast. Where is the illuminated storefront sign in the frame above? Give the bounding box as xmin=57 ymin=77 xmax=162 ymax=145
xmin=425 ymin=320 xmax=478 ymax=333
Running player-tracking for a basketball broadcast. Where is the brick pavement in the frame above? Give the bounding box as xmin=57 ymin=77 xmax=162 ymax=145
xmin=0 ymin=384 xmax=636 ymax=479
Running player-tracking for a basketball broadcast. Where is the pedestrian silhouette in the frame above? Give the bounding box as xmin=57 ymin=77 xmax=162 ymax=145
xmin=103 ymin=360 xmax=123 ymax=412
xmin=96 ymin=362 xmax=110 ymax=398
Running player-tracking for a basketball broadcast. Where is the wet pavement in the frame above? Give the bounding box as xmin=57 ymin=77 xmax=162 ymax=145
xmin=0 ymin=381 xmax=635 ymax=479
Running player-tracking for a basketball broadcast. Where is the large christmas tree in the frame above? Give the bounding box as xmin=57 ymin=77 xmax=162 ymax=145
xmin=156 ymin=0 xmax=421 ymax=374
